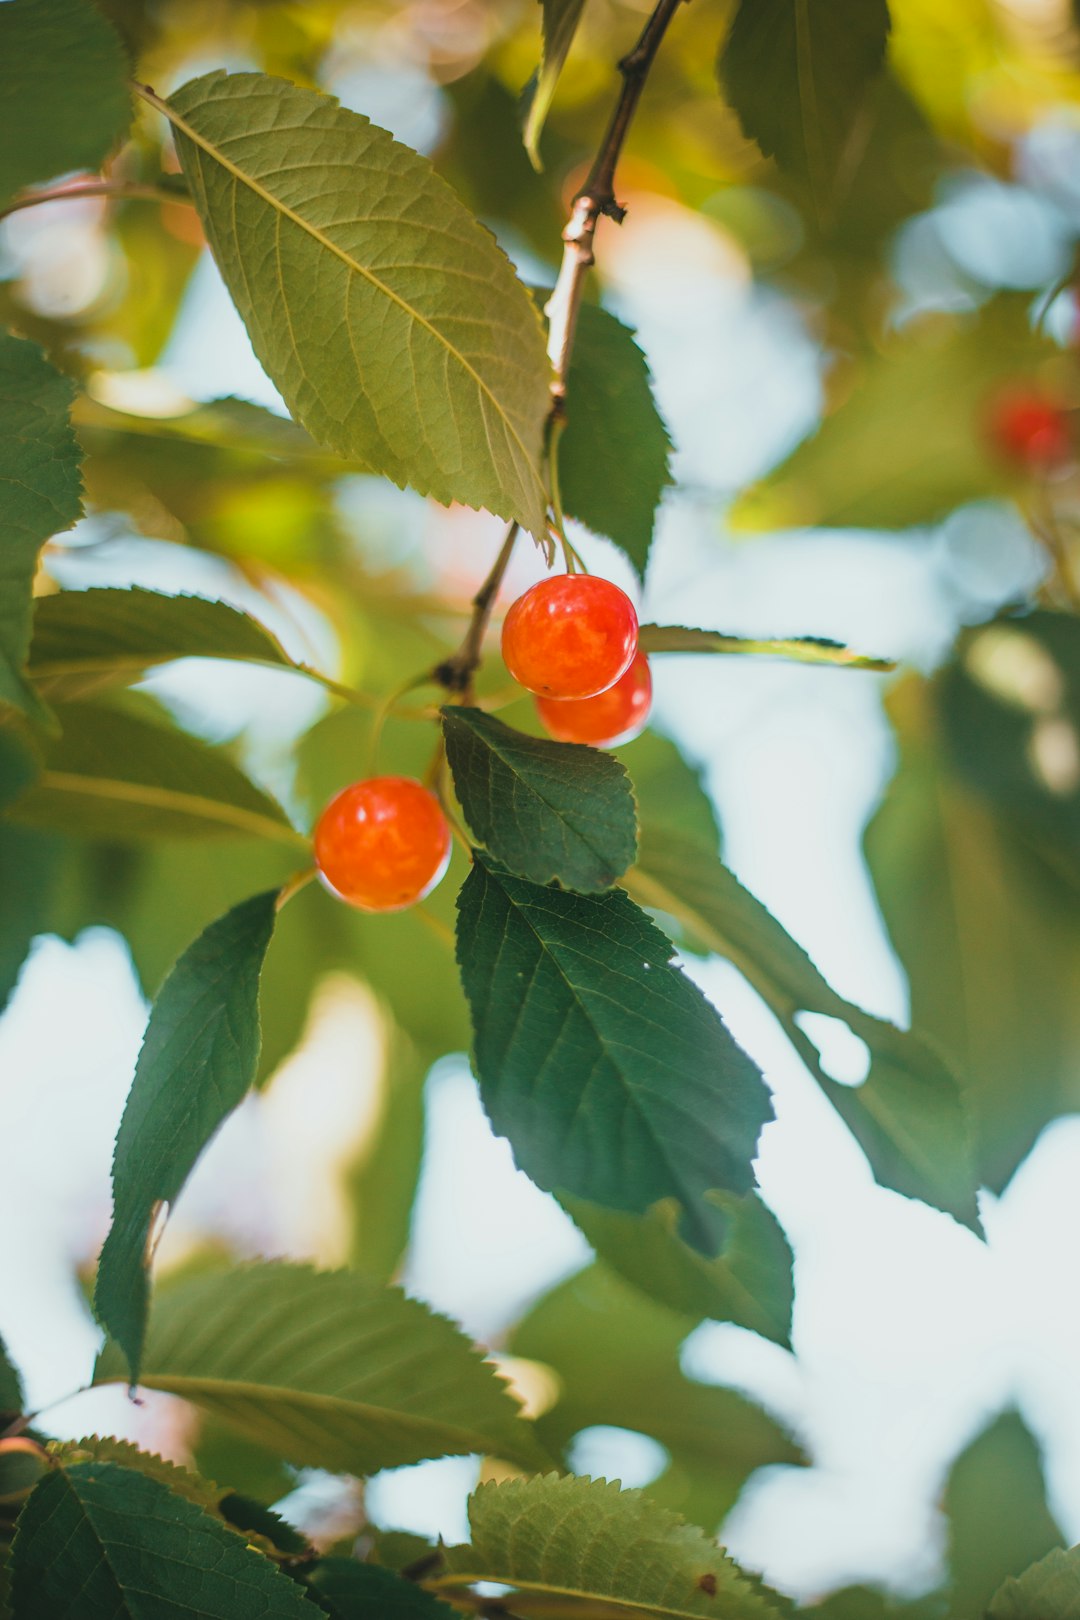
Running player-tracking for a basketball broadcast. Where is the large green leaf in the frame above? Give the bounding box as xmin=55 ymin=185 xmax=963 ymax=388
xmin=628 ymin=827 xmax=981 ymax=1231
xmin=455 ymin=854 xmax=772 ymax=1254
xmin=733 ymin=300 xmax=1056 ymax=531
xmin=563 ymin=1190 xmax=794 ymax=1347
xmin=509 ymin=1262 xmax=804 ymax=1531
xmin=0 ymin=0 xmax=131 ymax=207
xmin=522 ymin=0 xmax=587 ymax=169
xmin=989 ymin=1546 xmax=1080 ymax=1618
xmin=0 ymin=824 xmax=59 ymax=1015
xmin=866 ymin=676 xmax=1080 ymax=1191
xmin=93 ymin=1260 xmax=544 ymax=1474
xmin=442 ymin=706 xmax=637 ymax=891
xmin=718 ymin=0 xmax=890 ymax=217
xmin=27 ymin=589 xmax=298 ymax=701
xmin=0 ymin=334 xmax=82 ymax=728
xmin=437 ymin=1474 xmax=785 ymax=1619
xmin=0 ymin=1340 xmax=23 ymax=1420
xmin=159 ymin=71 xmax=550 ymax=534
xmin=5 ymin=700 xmax=306 ymax=846
xmin=305 ymin=1559 xmax=455 ymax=1619
xmin=9 ymin=1460 xmax=314 ymax=1619
xmin=94 ymin=890 xmax=279 ymax=1381
xmin=560 ymin=304 xmax=674 ymax=579
xmin=944 ymin=1411 xmax=1063 ymax=1620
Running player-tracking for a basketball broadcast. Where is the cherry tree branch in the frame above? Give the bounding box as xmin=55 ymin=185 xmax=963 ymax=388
xmin=0 ymin=178 xmax=188 ymax=223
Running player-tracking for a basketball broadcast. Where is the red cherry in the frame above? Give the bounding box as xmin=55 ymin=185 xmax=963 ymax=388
xmin=986 ymin=388 xmax=1073 ymax=469
xmin=536 ymin=651 xmax=653 ymax=748
xmin=501 ymin=574 xmax=639 ymax=699
xmin=314 ymin=777 xmax=451 ymax=912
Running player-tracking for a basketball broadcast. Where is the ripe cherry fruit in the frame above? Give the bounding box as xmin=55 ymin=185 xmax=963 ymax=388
xmin=314 ymin=776 xmax=451 ymax=912
xmin=501 ymin=573 xmax=639 ymax=700
xmin=986 ymin=387 xmax=1073 ymax=470
xmin=536 ymin=650 xmax=653 ymax=749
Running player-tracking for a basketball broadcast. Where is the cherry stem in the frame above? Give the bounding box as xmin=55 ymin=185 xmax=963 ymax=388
xmin=431 ymin=522 xmax=520 ymax=700
xmin=276 ymin=867 xmax=317 ymax=912
xmin=0 ymin=178 xmax=189 ymax=223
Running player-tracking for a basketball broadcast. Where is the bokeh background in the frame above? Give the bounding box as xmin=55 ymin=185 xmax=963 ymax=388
xmin=6 ymin=0 xmax=1080 ymax=1608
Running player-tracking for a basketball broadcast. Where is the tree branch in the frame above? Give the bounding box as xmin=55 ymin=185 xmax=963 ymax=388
xmin=0 ymin=178 xmax=188 ymax=223
xmin=545 ymin=0 xmax=689 ymax=409
xmin=431 ymin=522 xmax=520 ymax=698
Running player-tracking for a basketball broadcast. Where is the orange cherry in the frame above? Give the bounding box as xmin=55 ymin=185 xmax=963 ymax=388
xmin=536 ymin=651 xmax=652 ymax=748
xmin=501 ymin=574 xmax=639 ymax=699
xmin=314 ymin=776 xmax=451 ymax=912
xmin=985 ymin=387 xmax=1072 ymax=469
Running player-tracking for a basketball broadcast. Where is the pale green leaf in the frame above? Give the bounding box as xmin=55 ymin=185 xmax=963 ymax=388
xmin=93 ymin=1260 xmax=545 ymax=1474
xmin=0 ymin=0 xmax=131 ymax=207
xmin=455 ymin=854 xmax=772 ymax=1254
xmin=523 ymin=0 xmax=587 ymax=170
xmin=158 ymin=72 xmax=550 ymax=533
xmin=27 ymin=589 xmax=296 ymax=700
xmin=628 ymin=828 xmax=981 ymax=1231
xmin=718 ymin=0 xmax=890 ymax=217
xmin=9 ymin=1460 xmax=314 ymax=1619
xmin=5 ymin=700 xmax=306 ymax=846
xmin=989 ymin=1546 xmax=1080 ymax=1619
xmin=437 ymin=1474 xmax=785 ymax=1618
xmin=441 ymin=706 xmax=637 ymax=891
xmin=94 ymin=891 xmax=279 ymax=1381
xmin=639 ymin=625 xmax=893 ymax=672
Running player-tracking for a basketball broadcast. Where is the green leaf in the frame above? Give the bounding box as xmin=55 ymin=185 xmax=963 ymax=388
xmin=523 ymin=0 xmax=587 ymax=170
xmin=563 ymin=1191 xmax=794 ymax=1347
xmin=0 ymin=824 xmax=59 ymax=1015
xmin=628 ymin=827 xmax=981 ymax=1232
xmin=93 ymin=1259 xmax=544 ymax=1474
xmin=865 ymin=675 xmax=1080 ymax=1191
xmin=305 ymin=1559 xmax=454 ymax=1619
xmin=718 ymin=0 xmax=890 ymax=218
xmin=944 ymin=1411 xmax=1063 ymax=1620
xmin=94 ymin=890 xmax=279 ymax=1381
xmin=559 ymin=303 xmax=674 ymax=579
xmin=0 ymin=0 xmax=131 ymax=207
xmin=5 ymin=700 xmax=306 ymax=846
xmin=989 ymin=1546 xmax=1080 ymax=1619
xmin=158 ymin=71 xmax=550 ymax=534
xmin=442 ymin=706 xmax=637 ymax=891
xmin=509 ymin=1262 xmax=804 ymax=1531
xmin=638 ymin=625 xmax=894 ymax=673
xmin=0 ymin=334 xmax=82 ymax=730
xmin=0 ymin=1340 xmax=23 ymax=1420
xmin=437 ymin=1474 xmax=785 ymax=1619
xmin=9 ymin=1460 xmax=315 ymax=1619
xmin=27 ymin=589 xmax=297 ymax=701
xmin=802 ymin=1589 xmax=944 ymax=1619
xmin=455 ymin=854 xmax=772 ymax=1254
xmin=616 ymin=731 xmax=721 ymax=851
xmin=732 ymin=300 xmax=1057 ymax=532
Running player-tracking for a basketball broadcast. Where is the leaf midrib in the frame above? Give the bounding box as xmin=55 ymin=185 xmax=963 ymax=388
xmin=33 ymin=769 xmax=307 ymax=847
xmin=141 ymin=83 xmax=547 ymax=512
xmin=430 ymin=1569 xmax=763 ymax=1620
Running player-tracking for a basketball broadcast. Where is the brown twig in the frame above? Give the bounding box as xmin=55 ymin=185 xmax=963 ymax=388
xmin=0 ymin=179 xmax=188 ymax=223
xmin=431 ymin=521 xmax=520 ymax=698
xmin=544 ymin=0 xmax=689 ymax=411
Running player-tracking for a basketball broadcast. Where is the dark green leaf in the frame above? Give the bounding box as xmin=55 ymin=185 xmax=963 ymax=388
xmin=639 ymin=625 xmax=893 ymax=673
xmin=718 ymin=0 xmax=890 ymax=217
xmin=522 ymin=0 xmax=587 ymax=169
xmin=0 ymin=1341 xmax=23 ymax=1420
xmin=9 ymin=1460 xmax=314 ymax=1618
xmin=560 ymin=304 xmax=673 ymax=579
xmin=455 ymin=854 xmax=772 ymax=1253
xmin=0 ymin=824 xmax=58 ymax=1015
xmin=442 ymin=706 xmax=637 ymax=891
xmin=0 ymin=0 xmax=131 ymax=207
xmin=191 ymin=1420 xmax=295 ymax=1511
xmin=28 ymin=589 xmax=296 ymax=701
xmin=5 ymin=700 xmax=306 ymax=846
xmin=509 ymin=1262 xmax=804 ymax=1531
xmin=629 ymin=827 xmax=981 ymax=1231
xmin=0 ymin=334 xmax=82 ymax=733
xmin=94 ymin=890 xmax=279 ymax=1381
xmin=161 ymin=71 xmax=550 ymax=535
xmin=306 ymin=1559 xmax=454 ymax=1619
xmin=989 ymin=1546 xmax=1080 ymax=1618
xmin=563 ymin=1190 xmax=794 ymax=1347
xmin=944 ymin=1411 xmax=1063 ymax=1620
xmin=93 ymin=1260 xmax=545 ymax=1474
xmin=437 ymin=1474 xmax=785 ymax=1619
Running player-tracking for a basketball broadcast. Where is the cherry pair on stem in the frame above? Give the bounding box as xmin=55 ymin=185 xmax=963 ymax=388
xmin=313 ymin=571 xmax=650 ymax=913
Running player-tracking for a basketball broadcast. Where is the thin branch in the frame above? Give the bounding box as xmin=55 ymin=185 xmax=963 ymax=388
xmin=431 ymin=522 xmax=520 ymax=698
xmin=0 ymin=179 xmax=188 ymax=224
xmin=545 ymin=0 xmax=688 ymax=410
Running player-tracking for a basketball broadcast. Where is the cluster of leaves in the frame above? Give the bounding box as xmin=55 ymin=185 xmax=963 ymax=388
xmin=4 ymin=0 xmax=1080 ymax=1613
